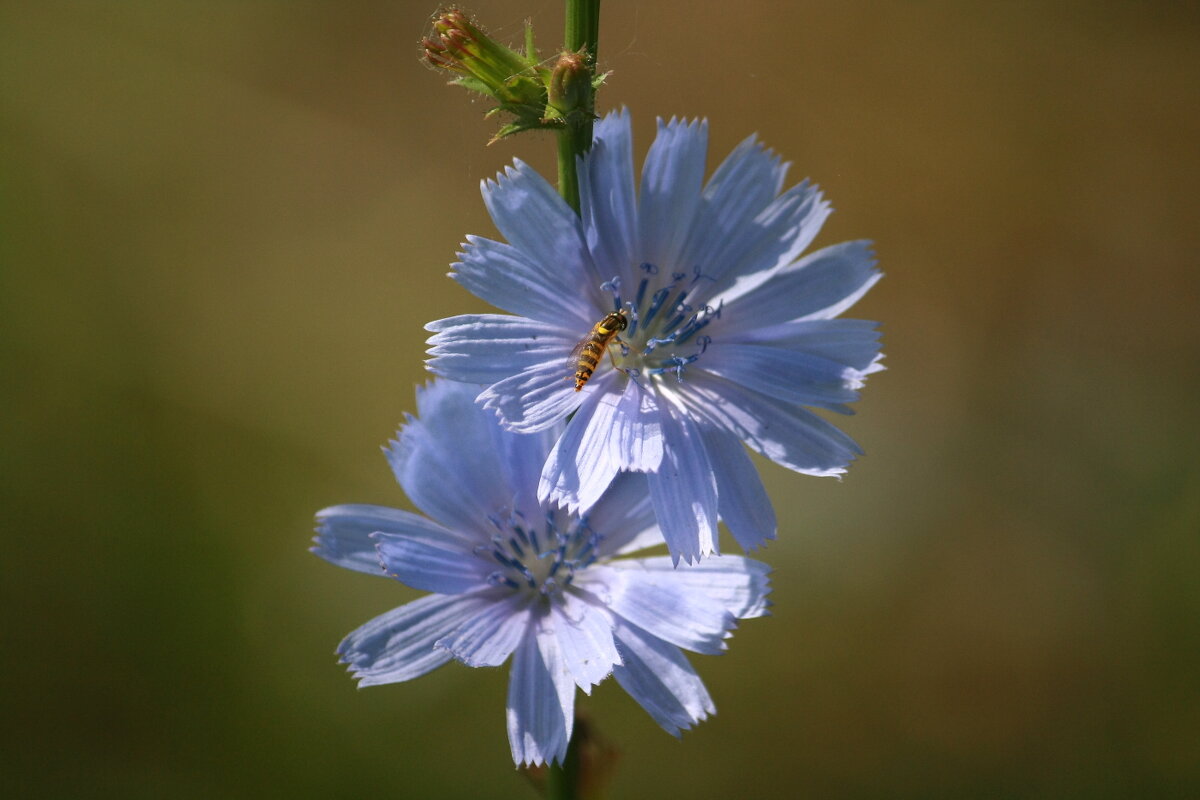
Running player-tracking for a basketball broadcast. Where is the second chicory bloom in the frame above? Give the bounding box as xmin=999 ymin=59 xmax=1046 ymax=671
xmin=426 ymin=109 xmax=883 ymax=563
xmin=313 ymin=380 xmax=770 ymax=767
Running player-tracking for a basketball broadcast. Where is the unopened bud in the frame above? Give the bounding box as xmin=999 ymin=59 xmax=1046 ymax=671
xmin=422 ymin=8 xmax=531 ymax=92
xmin=547 ymin=51 xmax=592 ymax=120
xmin=419 ymin=8 xmax=608 ymax=145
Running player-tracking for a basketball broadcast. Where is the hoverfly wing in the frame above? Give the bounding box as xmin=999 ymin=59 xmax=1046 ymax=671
xmin=566 ymin=335 xmax=591 ymax=379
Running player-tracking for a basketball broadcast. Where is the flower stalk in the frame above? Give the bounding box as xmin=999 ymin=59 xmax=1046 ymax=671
xmin=556 ymin=0 xmax=602 ymax=213
xmin=545 ymin=736 xmax=581 ymax=800
xmin=531 ymin=714 xmax=616 ymax=800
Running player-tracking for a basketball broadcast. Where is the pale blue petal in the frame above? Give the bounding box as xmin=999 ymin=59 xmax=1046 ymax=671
xmin=585 ymin=471 xmax=662 ymax=558
xmin=678 ymin=374 xmax=863 ymax=477
xmin=695 ymin=180 xmax=831 ymax=306
xmin=699 ymin=429 xmax=777 ymax=552
xmin=607 ymin=377 xmax=665 ymax=471
xmin=507 ymin=623 xmax=575 ymax=767
xmin=540 ymin=379 xmax=662 ymax=516
xmin=700 ymin=342 xmax=866 ymax=413
xmin=373 ymin=533 xmax=491 ymax=594
xmin=612 ymin=621 xmax=714 ymax=737
xmin=702 ymin=134 xmax=787 ymax=221
xmin=337 ymin=593 xmax=466 ymax=686
xmin=551 ymin=592 xmax=620 ymax=692
xmin=436 ymin=592 xmax=533 ymax=667
xmin=621 ymin=555 xmax=772 ymax=620
xmin=717 ymin=240 xmax=881 ymax=331
xmin=677 ymin=134 xmax=788 ymax=290
xmin=482 ymin=160 xmax=607 ymax=312
xmin=385 ymin=381 xmax=514 ymax=537
xmin=727 ymin=318 xmax=883 ymax=372
xmin=425 ymin=314 xmax=575 ymax=385
xmin=587 ymin=563 xmax=734 ymax=654
xmin=312 ymin=503 xmax=466 ymax=576
xmin=638 ymin=118 xmax=708 ymax=272
xmin=538 ymin=385 xmax=621 ymax=515
xmin=478 ymin=360 xmax=590 ymax=433
xmin=609 ymin=527 xmax=668 ymax=557
xmin=646 ymin=408 xmax=719 ymax=564
xmin=494 ymin=424 xmax=563 ymax=525
xmin=579 ymin=109 xmax=637 ymax=287
xmin=451 ymin=236 xmax=593 ymax=328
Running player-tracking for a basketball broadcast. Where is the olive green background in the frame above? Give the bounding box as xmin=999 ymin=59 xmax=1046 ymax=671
xmin=3 ymin=2 xmax=1198 ymax=797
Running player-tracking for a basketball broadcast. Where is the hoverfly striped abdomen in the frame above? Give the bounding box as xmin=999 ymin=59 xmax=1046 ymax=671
xmin=571 ymin=311 xmax=627 ymax=391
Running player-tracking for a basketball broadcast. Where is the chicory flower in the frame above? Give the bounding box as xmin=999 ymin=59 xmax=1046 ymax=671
xmin=313 ymin=380 xmax=770 ymax=766
xmin=426 ymin=110 xmax=883 ymax=562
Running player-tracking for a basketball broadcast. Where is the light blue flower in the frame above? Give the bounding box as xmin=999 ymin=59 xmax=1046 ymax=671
xmin=426 ymin=110 xmax=883 ymax=563
xmin=313 ymin=380 xmax=771 ymax=767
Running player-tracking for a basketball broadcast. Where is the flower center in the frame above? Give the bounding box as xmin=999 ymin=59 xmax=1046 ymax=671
xmin=476 ymin=509 xmax=601 ymax=601
xmin=601 ymin=263 xmax=720 ymax=384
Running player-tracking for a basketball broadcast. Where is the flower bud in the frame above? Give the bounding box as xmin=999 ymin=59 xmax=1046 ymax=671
xmin=421 ymin=7 xmax=558 ymax=142
xmin=547 ymin=50 xmax=592 ymax=122
xmin=422 ymin=9 xmax=539 ymax=103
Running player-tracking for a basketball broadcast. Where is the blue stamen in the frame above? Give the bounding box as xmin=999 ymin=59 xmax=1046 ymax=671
xmin=672 ymin=303 xmax=720 ymax=347
xmin=671 ymin=315 xmax=700 ymax=341
xmin=625 ymin=303 xmax=642 ymax=337
xmin=648 ymin=353 xmax=700 ymax=382
xmin=574 ymin=537 xmax=596 ymax=564
xmin=642 ymin=288 xmax=672 ymax=327
xmin=634 ymin=277 xmax=650 ymax=316
xmin=690 ymin=263 xmax=717 ymax=285
xmin=671 ymin=316 xmax=705 ymax=346
xmin=672 ymin=353 xmax=700 ymax=381
xmin=662 ymin=311 xmax=689 ymax=333
xmin=600 ymin=276 xmax=624 ymax=312
xmin=659 ymin=288 xmax=692 ymax=332
xmin=643 ymin=334 xmax=677 ymax=355
xmin=491 ymin=550 xmax=523 ymax=570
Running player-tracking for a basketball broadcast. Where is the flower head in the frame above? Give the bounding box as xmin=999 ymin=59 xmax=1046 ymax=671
xmin=313 ymin=380 xmax=770 ymax=767
xmin=426 ymin=110 xmax=884 ymax=563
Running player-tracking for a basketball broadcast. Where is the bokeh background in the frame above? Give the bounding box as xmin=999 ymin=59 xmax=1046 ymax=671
xmin=3 ymin=1 xmax=1198 ymax=797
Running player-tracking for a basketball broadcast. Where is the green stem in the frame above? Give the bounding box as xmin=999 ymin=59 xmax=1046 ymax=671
xmin=545 ymin=732 xmax=583 ymax=800
xmin=556 ymin=126 xmax=584 ymax=215
xmin=564 ymin=0 xmax=601 ymax=66
xmin=557 ymin=0 xmax=601 ymax=213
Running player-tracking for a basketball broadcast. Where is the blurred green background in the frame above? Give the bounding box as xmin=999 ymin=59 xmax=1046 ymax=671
xmin=3 ymin=1 xmax=1198 ymax=797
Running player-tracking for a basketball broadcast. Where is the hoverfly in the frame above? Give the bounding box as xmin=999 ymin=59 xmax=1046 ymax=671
xmin=570 ymin=310 xmax=628 ymax=391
